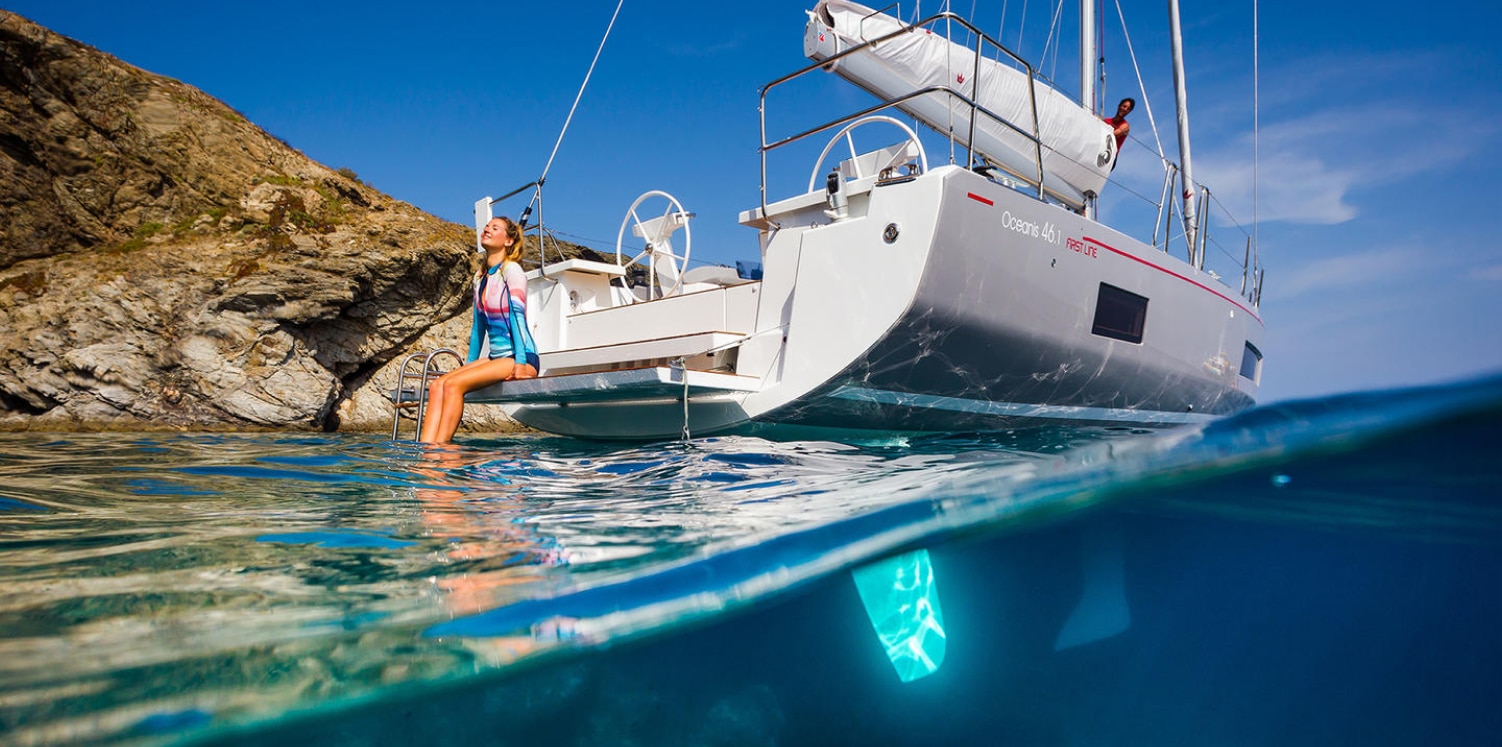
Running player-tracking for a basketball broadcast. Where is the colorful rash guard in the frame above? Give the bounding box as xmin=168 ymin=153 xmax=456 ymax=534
xmin=467 ymin=260 xmax=540 ymax=368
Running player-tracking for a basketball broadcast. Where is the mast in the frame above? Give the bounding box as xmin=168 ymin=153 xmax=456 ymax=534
xmin=1167 ymin=0 xmax=1198 ymax=253
xmin=1080 ymin=0 xmax=1098 ymax=219
xmin=1080 ymin=0 xmax=1095 ymax=112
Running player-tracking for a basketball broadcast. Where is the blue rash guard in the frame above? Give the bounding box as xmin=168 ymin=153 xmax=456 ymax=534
xmin=467 ymin=260 xmax=540 ymax=368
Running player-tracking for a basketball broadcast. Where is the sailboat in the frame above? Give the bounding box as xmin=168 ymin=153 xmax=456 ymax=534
xmin=456 ymin=0 xmax=1264 ymax=441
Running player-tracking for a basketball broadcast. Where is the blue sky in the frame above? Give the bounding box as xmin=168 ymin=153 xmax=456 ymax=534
xmin=6 ymin=0 xmax=1500 ymax=405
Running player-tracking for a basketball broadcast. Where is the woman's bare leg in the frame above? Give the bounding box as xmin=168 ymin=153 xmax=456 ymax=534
xmin=418 ymin=373 xmax=458 ymax=444
xmin=419 ymin=357 xmax=519 ymax=444
xmin=418 ymin=362 xmax=479 ymax=444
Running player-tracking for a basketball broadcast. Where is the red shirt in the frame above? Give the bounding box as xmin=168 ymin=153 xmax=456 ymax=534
xmin=1103 ymin=116 xmax=1129 ymax=150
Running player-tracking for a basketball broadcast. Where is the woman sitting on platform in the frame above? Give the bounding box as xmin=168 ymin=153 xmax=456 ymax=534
xmin=420 ymin=216 xmax=539 ymax=444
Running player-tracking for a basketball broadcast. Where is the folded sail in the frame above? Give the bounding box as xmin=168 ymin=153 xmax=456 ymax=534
xmin=805 ymin=0 xmax=1116 ymax=207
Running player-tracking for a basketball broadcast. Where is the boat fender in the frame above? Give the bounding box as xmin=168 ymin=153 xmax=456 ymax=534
xmin=1097 ymin=133 xmax=1116 ymax=168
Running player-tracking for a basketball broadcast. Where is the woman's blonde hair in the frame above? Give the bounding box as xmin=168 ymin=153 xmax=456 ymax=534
xmin=493 ymin=216 xmax=526 ymax=264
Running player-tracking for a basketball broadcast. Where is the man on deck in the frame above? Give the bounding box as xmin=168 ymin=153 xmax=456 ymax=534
xmin=1104 ymin=97 xmax=1134 ymax=168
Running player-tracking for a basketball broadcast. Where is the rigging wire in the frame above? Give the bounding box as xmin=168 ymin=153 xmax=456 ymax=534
xmin=1015 ymin=0 xmax=1029 ymax=56
xmin=1112 ymin=0 xmax=1166 ymax=162
xmin=1042 ymin=0 xmax=1066 ymax=83
xmin=524 ymin=0 xmax=626 ymax=225
xmin=944 ymin=2 xmax=958 ymax=164
xmin=1096 ymin=0 xmax=1106 ymax=112
xmin=1253 ymin=0 xmax=1260 ymax=256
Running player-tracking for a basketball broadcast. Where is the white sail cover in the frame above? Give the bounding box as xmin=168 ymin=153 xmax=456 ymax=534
xmin=805 ymin=0 xmax=1116 ymax=207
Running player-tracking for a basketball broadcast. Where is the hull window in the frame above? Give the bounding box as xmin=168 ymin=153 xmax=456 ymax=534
xmin=1092 ymin=283 xmax=1148 ymax=344
xmin=1240 ymin=341 xmax=1263 ymax=382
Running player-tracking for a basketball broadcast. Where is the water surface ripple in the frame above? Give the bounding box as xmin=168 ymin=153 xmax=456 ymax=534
xmin=1 ymin=376 xmax=1499 ymax=745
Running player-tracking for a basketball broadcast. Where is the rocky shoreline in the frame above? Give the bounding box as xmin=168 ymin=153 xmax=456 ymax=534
xmin=0 ymin=11 xmax=589 ymax=434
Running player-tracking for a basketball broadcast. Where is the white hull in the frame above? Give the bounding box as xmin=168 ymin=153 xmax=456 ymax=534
xmin=475 ymin=164 xmax=1260 ymax=440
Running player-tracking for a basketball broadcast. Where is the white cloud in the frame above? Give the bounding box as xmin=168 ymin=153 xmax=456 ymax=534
xmin=1197 ymin=151 xmax=1359 ymax=225
xmin=1262 ymin=225 xmax=1502 ymax=303
xmin=1267 ymin=247 xmax=1422 ymax=300
xmin=1122 ymin=46 xmax=1502 ymax=229
xmin=1191 ymin=103 xmax=1496 ymax=227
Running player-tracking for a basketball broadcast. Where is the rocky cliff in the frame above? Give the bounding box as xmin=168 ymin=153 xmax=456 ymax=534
xmin=0 ymin=11 xmax=575 ymax=433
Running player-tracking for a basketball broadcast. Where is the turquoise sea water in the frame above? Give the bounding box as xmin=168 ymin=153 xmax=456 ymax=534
xmin=1 ymin=375 xmax=1499 ymax=746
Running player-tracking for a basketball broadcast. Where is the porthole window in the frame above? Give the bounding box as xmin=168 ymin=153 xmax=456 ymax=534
xmin=1092 ymin=283 xmax=1148 ymax=344
xmin=1240 ymin=341 xmax=1262 ymax=382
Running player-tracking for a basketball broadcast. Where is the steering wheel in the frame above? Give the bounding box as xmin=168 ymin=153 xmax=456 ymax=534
xmin=615 ymin=190 xmax=693 ymax=300
xmin=807 ymin=115 xmax=929 ymax=193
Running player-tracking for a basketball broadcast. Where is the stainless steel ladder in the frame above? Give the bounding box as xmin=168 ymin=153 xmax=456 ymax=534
xmin=389 ymin=349 xmax=462 ymax=440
